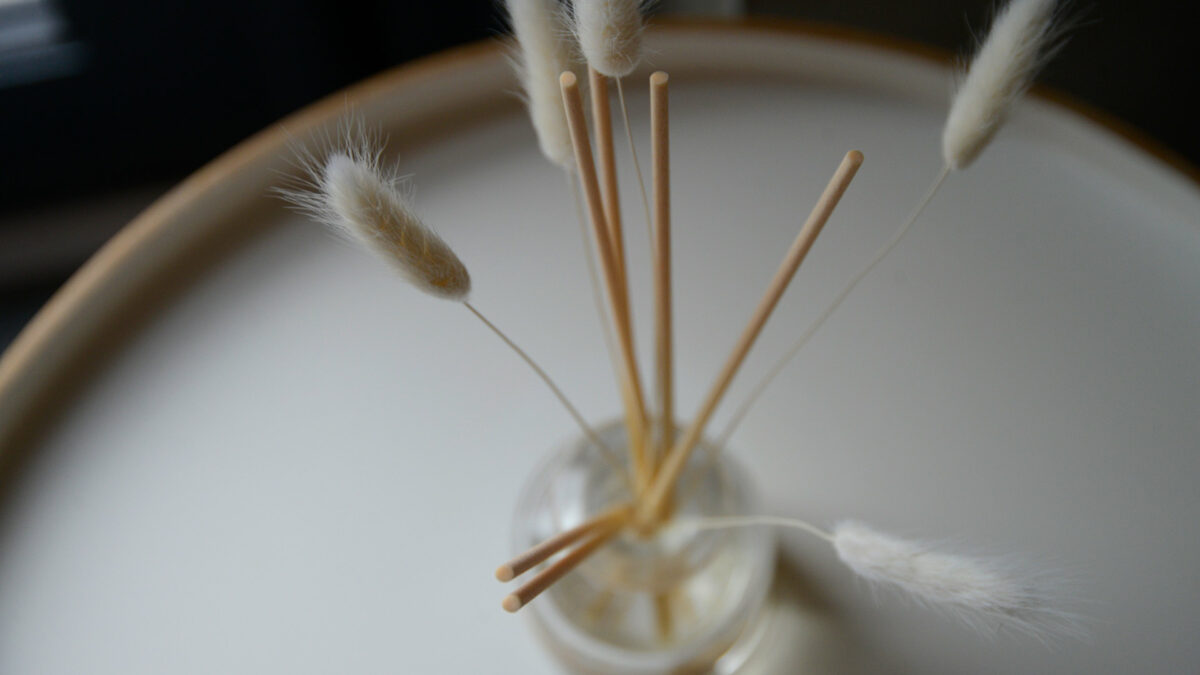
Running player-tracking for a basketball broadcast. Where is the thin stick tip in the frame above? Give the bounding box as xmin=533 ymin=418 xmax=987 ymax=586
xmin=502 ymin=594 xmax=524 ymax=613
xmin=494 ymin=564 xmax=515 ymax=582
xmin=650 ymin=71 xmax=669 ymax=86
xmin=845 ymin=149 xmax=865 ymax=166
xmin=559 ymin=70 xmax=578 ymax=88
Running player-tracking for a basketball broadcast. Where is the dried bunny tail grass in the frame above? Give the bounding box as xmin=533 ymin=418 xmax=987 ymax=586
xmin=323 ymin=156 xmax=470 ymax=299
xmin=942 ymin=0 xmax=1063 ymax=170
xmin=833 ymin=521 xmax=1084 ymax=641
xmin=275 ymin=114 xmax=383 ymax=214
xmin=277 ymin=122 xmax=470 ymax=300
xmin=572 ymin=0 xmax=644 ymax=78
xmin=504 ymin=0 xmax=576 ymax=168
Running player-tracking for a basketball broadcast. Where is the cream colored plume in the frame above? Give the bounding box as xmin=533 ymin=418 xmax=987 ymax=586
xmin=573 ymin=0 xmax=643 ymax=77
xmin=834 ymin=521 xmax=1079 ymax=639
xmin=681 ymin=514 xmax=1080 ymax=639
xmin=942 ymin=0 xmax=1059 ymax=169
xmin=506 ymin=0 xmax=576 ymax=168
xmin=279 ymin=125 xmax=470 ymax=300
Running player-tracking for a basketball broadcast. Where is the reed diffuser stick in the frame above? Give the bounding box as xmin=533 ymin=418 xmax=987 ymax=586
xmin=503 ymin=0 xmax=623 ymax=417
xmin=502 ymin=518 xmax=625 ymax=612
xmin=560 ymin=70 xmax=651 ymax=493
xmin=589 ymin=67 xmax=628 ymax=288
xmin=589 ymin=67 xmax=639 ymax=413
xmin=635 ymin=150 xmax=864 ymax=529
xmin=495 ymin=503 xmax=632 ymax=581
xmin=573 ymin=0 xmax=652 ymax=247
xmin=715 ymin=164 xmax=950 ymax=447
xmin=650 ymin=71 xmax=674 ymax=466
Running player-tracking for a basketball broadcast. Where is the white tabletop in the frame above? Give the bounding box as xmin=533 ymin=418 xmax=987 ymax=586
xmin=1 ymin=26 xmax=1198 ymax=674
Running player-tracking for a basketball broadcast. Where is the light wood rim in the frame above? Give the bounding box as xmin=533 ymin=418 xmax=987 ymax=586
xmin=2 ymin=18 xmax=1195 ymax=460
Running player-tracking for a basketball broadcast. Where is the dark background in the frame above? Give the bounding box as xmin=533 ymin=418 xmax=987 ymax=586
xmin=1 ymin=0 xmax=1195 ymax=347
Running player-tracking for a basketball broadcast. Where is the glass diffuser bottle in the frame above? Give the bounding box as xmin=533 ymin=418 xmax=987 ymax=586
xmin=512 ymin=420 xmax=776 ymax=674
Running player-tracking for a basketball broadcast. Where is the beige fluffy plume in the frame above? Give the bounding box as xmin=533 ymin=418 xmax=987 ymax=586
xmin=942 ymin=0 xmax=1060 ymax=169
xmin=279 ymin=125 xmax=470 ymax=300
xmin=505 ymin=0 xmax=576 ymax=168
xmin=834 ymin=521 xmax=1081 ymax=640
xmin=573 ymin=0 xmax=643 ymax=77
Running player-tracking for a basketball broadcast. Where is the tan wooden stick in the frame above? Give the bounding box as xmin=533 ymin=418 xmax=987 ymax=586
xmin=650 ymin=71 xmax=674 ymax=468
xmin=560 ymin=71 xmax=651 ymax=493
xmin=589 ymin=67 xmax=628 ymax=289
xmin=494 ymin=504 xmax=631 ymax=582
xmin=590 ymin=69 xmax=641 ymax=467
xmin=501 ymin=517 xmax=625 ymax=612
xmin=635 ymin=151 xmax=865 ymax=528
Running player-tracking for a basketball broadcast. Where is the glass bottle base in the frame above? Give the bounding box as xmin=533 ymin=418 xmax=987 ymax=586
xmin=511 ymin=420 xmax=776 ymax=674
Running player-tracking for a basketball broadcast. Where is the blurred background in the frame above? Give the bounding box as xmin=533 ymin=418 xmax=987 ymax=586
xmin=0 ymin=0 xmax=1195 ymax=349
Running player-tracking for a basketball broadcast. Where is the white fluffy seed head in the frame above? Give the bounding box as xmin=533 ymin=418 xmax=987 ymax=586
xmin=942 ymin=0 xmax=1061 ymax=170
xmin=573 ymin=0 xmax=644 ymax=78
xmin=505 ymin=0 xmax=576 ymax=168
xmin=277 ymin=123 xmax=470 ymax=300
xmin=833 ymin=521 xmax=1081 ymax=641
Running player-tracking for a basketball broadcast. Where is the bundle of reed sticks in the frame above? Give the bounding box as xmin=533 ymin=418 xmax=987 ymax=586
xmin=284 ymin=0 xmax=1079 ymax=643
xmin=491 ymin=0 xmax=868 ymax=610
xmin=492 ymin=0 xmax=1077 ymax=635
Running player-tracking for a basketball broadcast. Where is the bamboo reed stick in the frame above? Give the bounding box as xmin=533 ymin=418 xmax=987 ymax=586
xmin=714 ymin=164 xmax=951 ymax=448
xmin=650 ymin=71 xmax=674 ymax=468
xmin=560 ymin=71 xmax=651 ymax=493
xmin=502 ymin=517 xmax=625 ymax=612
xmin=494 ymin=504 xmax=631 ymax=582
xmin=589 ymin=69 xmax=642 ymax=469
xmin=635 ymin=150 xmax=865 ymax=529
xmin=589 ymin=67 xmax=628 ymax=288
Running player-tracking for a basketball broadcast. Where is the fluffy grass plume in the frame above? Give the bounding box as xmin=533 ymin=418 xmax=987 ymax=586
xmin=833 ymin=521 xmax=1080 ymax=640
xmin=279 ymin=122 xmax=470 ymax=300
xmin=573 ymin=0 xmax=643 ymax=78
xmin=505 ymin=0 xmax=576 ymax=168
xmin=942 ymin=0 xmax=1060 ymax=169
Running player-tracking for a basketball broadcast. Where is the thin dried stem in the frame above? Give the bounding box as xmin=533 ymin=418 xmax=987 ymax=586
xmin=615 ymin=77 xmax=654 ymax=250
xmin=684 ymin=514 xmax=834 ymax=542
xmin=463 ymin=301 xmax=627 ymax=481
xmin=567 ymin=171 xmax=623 ymax=400
xmin=654 ymin=593 xmax=673 ymax=641
xmin=715 ymin=164 xmax=950 ymax=447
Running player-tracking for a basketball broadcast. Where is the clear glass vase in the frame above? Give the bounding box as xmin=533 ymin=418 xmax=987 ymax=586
xmin=511 ymin=419 xmax=776 ymax=674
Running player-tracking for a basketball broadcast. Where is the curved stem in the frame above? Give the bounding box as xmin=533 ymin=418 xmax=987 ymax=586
xmin=567 ymin=171 xmax=622 ymax=384
xmin=684 ymin=514 xmax=834 ymax=543
xmin=462 ymin=301 xmax=628 ymax=482
xmin=715 ymin=164 xmax=951 ymax=448
xmin=615 ymin=77 xmax=654 ymax=251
